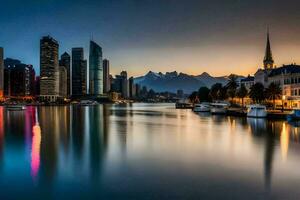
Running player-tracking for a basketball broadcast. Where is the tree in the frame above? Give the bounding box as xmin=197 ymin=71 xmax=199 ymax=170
xmin=237 ymin=84 xmax=248 ymax=107
xmin=249 ymin=83 xmax=265 ymax=103
xmin=265 ymin=82 xmax=282 ymax=109
xmin=189 ymin=91 xmax=199 ymax=104
xmin=210 ymin=83 xmax=223 ymax=101
xmin=197 ymin=87 xmax=211 ymax=102
xmin=226 ymin=74 xmax=238 ymax=101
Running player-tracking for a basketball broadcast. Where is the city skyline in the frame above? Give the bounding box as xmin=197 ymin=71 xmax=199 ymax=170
xmin=2 ymin=0 xmax=300 ymax=77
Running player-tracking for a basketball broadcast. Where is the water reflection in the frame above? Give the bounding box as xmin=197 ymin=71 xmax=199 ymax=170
xmin=1 ymin=104 xmax=300 ymax=199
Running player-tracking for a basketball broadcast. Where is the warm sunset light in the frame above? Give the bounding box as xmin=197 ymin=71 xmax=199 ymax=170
xmin=2 ymin=1 xmax=300 ymax=199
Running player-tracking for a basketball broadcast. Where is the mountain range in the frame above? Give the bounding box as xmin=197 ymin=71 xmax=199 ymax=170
xmin=134 ymin=71 xmax=244 ymax=94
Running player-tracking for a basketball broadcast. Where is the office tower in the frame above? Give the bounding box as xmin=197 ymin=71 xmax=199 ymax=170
xmin=40 ymin=36 xmax=60 ymax=101
xmin=89 ymin=41 xmax=103 ymax=95
xmin=103 ymin=59 xmax=110 ymax=93
xmin=9 ymin=64 xmax=35 ymax=97
xmin=4 ymin=58 xmax=22 ymax=96
xmin=60 ymin=52 xmax=71 ymax=96
xmin=0 ymin=48 xmax=3 ymax=97
xmin=112 ymin=71 xmax=129 ymax=99
xmin=72 ymin=48 xmax=87 ymax=96
xmin=129 ymin=77 xmax=136 ymax=99
xmin=59 ymin=66 xmax=67 ymax=98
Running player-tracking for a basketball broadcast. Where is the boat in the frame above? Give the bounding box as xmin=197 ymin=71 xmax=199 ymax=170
xmin=5 ymin=105 xmax=26 ymax=111
xmin=193 ymin=102 xmax=211 ymax=112
xmin=210 ymin=103 xmax=228 ymax=114
xmin=175 ymin=99 xmax=193 ymax=109
xmin=247 ymin=104 xmax=267 ymax=118
xmin=287 ymin=109 xmax=300 ymax=121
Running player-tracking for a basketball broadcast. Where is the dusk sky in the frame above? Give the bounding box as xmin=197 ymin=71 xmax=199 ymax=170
xmin=1 ymin=0 xmax=300 ymax=77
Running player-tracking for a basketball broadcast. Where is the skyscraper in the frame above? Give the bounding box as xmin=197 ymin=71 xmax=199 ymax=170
xmin=40 ymin=36 xmax=60 ymax=102
xmin=59 ymin=66 xmax=67 ymax=98
xmin=60 ymin=52 xmax=71 ymax=96
xmin=72 ymin=48 xmax=87 ymax=96
xmin=89 ymin=41 xmax=103 ymax=96
xmin=103 ymin=59 xmax=110 ymax=93
xmin=0 ymin=48 xmax=4 ymax=97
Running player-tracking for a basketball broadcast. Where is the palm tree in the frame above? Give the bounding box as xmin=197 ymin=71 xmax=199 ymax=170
xmin=189 ymin=91 xmax=199 ymax=104
xmin=265 ymin=82 xmax=282 ymax=109
xmin=198 ymin=87 xmax=211 ymax=102
xmin=237 ymin=84 xmax=248 ymax=107
xmin=249 ymin=83 xmax=265 ymax=103
xmin=226 ymin=74 xmax=238 ymax=101
xmin=210 ymin=83 xmax=223 ymax=101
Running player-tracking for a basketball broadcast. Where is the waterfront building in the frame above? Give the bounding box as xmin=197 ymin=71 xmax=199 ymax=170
xmin=112 ymin=71 xmax=129 ymax=99
xmin=60 ymin=52 xmax=71 ymax=96
xmin=268 ymin=64 xmax=300 ymax=108
xmin=240 ymin=75 xmax=254 ymax=91
xmin=72 ymin=48 xmax=87 ymax=96
xmin=89 ymin=41 xmax=103 ymax=96
xmin=4 ymin=59 xmax=22 ymax=96
xmin=59 ymin=66 xmax=68 ymax=98
xmin=10 ymin=64 xmax=35 ymax=97
xmin=129 ymin=77 xmax=136 ymax=99
xmin=103 ymin=59 xmax=110 ymax=93
xmin=40 ymin=36 xmax=60 ymax=102
xmin=0 ymin=48 xmax=4 ymax=98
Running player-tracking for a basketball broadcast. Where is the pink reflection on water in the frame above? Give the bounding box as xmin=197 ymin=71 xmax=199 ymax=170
xmin=31 ymin=108 xmax=41 ymax=181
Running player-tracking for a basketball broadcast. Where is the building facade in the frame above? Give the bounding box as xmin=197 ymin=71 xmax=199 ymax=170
xmin=89 ymin=41 xmax=103 ymax=95
xmin=0 ymin=48 xmax=4 ymax=98
xmin=103 ymin=59 xmax=110 ymax=93
xmin=240 ymin=75 xmax=254 ymax=91
xmin=72 ymin=48 xmax=87 ymax=96
xmin=40 ymin=36 xmax=60 ymax=102
xmin=60 ymin=52 xmax=71 ymax=96
xmin=59 ymin=66 xmax=68 ymax=98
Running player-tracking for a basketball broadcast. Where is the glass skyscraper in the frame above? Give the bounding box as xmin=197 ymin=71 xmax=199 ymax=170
xmin=72 ymin=48 xmax=87 ymax=96
xmin=40 ymin=36 xmax=60 ymax=102
xmin=89 ymin=41 xmax=103 ymax=95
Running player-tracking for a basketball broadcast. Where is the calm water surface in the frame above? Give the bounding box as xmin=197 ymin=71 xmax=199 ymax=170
xmin=0 ymin=103 xmax=300 ymax=199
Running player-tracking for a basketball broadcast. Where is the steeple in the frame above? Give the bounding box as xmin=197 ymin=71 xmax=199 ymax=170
xmin=263 ymin=30 xmax=274 ymax=69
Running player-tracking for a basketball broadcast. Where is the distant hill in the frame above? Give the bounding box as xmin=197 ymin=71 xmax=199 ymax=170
xmin=134 ymin=71 xmax=244 ymax=94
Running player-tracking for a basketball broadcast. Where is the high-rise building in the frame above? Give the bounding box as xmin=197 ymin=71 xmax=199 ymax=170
xmin=60 ymin=52 xmax=71 ymax=96
xmin=89 ymin=41 xmax=103 ymax=95
xmin=72 ymin=48 xmax=87 ymax=96
xmin=103 ymin=59 xmax=110 ymax=93
xmin=129 ymin=77 xmax=136 ymax=99
xmin=0 ymin=47 xmax=4 ymax=97
xmin=9 ymin=64 xmax=35 ymax=97
xmin=4 ymin=58 xmax=22 ymax=96
xmin=40 ymin=36 xmax=60 ymax=102
xmin=59 ymin=66 xmax=67 ymax=98
xmin=112 ymin=71 xmax=129 ymax=98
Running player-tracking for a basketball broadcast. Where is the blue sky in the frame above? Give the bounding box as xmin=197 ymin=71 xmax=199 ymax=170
xmin=1 ymin=0 xmax=300 ymax=76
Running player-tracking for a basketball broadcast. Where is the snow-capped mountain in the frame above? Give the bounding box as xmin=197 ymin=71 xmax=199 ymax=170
xmin=134 ymin=71 xmax=244 ymax=94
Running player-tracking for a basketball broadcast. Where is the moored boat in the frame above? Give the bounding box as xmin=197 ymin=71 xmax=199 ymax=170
xmin=247 ymin=104 xmax=267 ymax=118
xmin=193 ymin=102 xmax=211 ymax=112
xmin=5 ymin=105 xmax=26 ymax=111
xmin=287 ymin=109 xmax=300 ymax=121
xmin=210 ymin=103 xmax=228 ymax=115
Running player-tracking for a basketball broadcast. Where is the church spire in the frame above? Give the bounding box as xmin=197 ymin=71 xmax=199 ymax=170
xmin=263 ymin=29 xmax=274 ymax=69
